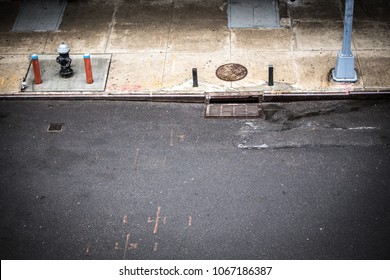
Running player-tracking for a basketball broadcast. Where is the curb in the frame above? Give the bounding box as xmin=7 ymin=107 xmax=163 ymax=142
xmin=0 ymin=91 xmax=389 ymax=103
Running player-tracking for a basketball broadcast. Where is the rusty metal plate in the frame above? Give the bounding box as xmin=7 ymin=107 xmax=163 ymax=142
xmin=205 ymin=104 xmax=262 ymax=118
xmin=216 ymin=63 xmax=248 ymax=81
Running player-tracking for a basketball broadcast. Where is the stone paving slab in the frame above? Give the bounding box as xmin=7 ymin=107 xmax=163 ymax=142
xmin=231 ymin=28 xmax=291 ymax=52
xmin=357 ymin=50 xmax=390 ymax=89
xmin=293 ymin=21 xmax=344 ymax=51
xmin=24 ymin=54 xmax=111 ymax=92
xmin=106 ymin=53 xmax=165 ymax=93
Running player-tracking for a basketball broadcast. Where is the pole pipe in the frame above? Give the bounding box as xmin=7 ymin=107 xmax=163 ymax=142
xmin=192 ymin=68 xmax=198 ymax=87
xmin=268 ymin=65 xmax=274 ymax=86
xmin=341 ymin=0 xmax=354 ymax=56
xmin=332 ymin=0 xmax=357 ymax=82
xmin=31 ymin=54 xmax=42 ymax=85
xmin=83 ymin=53 xmax=93 ymax=84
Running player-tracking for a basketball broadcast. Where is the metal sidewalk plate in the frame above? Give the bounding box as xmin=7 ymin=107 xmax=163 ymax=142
xmin=12 ymin=0 xmax=67 ymax=32
xmin=216 ymin=63 xmax=248 ymax=81
xmin=205 ymin=104 xmax=263 ymax=118
xmin=228 ymin=0 xmax=280 ymax=28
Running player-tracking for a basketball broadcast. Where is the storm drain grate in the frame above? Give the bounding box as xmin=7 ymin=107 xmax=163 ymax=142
xmin=216 ymin=63 xmax=248 ymax=81
xmin=47 ymin=123 xmax=64 ymax=132
xmin=205 ymin=104 xmax=262 ymax=118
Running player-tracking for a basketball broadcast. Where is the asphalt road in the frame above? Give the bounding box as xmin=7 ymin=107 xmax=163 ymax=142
xmin=0 ymin=99 xmax=389 ymax=260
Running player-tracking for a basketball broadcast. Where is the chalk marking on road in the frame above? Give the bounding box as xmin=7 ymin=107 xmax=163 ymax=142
xmin=163 ymin=156 xmax=167 ymax=166
xmin=85 ymin=244 xmax=91 ymax=256
xmin=129 ymin=243 xmax=138 ymax=250
xmin=148 ymin=206 xmax=166 ymax=234
xmin=123 ymin=233 xmax=130 ymax=259
xmin=154 ymin=207 xmax=161 ymax=234
xmin=122 ymin=214 xmax=128 ymax=225
xmin=133 ymin=148 xmax=140 ymax=170
xmin=195 ymin=136 xmax=199 ymax=145
xmin=115 ymin=242 xmax=120 ymax=250
xmin=188 ymin=216 xmax=192 ymax=227
xmin=179 ymin=133 xmax=186 ymax=141
xmin=170 ymin=127 xmax=174 ymax=146
xmin=153 ymin=242 xmax=158 ymax=252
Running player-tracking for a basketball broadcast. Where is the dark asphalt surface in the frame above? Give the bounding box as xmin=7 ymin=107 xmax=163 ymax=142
xmin=0 ymin=99 xmax=390 ymax=260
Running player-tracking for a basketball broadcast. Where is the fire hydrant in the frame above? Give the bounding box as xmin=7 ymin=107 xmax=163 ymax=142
xmin=56 ymin=42 xmax=73 ymax=78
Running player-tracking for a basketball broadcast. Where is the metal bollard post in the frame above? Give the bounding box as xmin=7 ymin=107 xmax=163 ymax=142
xmin=31 ymin=54 xmax=42 ymax=85
xmin=268 ymin=64 xmax=274 ymax=86
xmin=83 ymin=53 xmax=93 ymax=84
xmin=192 ymin=68 xmax=198 ymax=87
xmin=331 ymin=0 xmax=357 ymax=82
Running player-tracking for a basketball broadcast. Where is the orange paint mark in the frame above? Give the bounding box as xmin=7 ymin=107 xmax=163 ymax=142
xmin=129 ymin=243 xmax=138 ymax=250
xmin=153 ymin=206 xmax=161 ymax=234
xmin=148 ymin=206 xmax=166 ymax=235
xmin=122 ymin=214 xmax=128 ymax=225
xmin=179 ymin=134 xmax=186 ymax=141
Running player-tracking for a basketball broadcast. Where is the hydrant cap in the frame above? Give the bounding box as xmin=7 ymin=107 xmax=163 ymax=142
xmin=57 ymin=42 xmax=70 ymax=54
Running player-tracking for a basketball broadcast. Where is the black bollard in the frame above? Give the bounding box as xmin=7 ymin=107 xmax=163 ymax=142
xmin=268 ymin=65 xmax=274 ymax=86
xmin=192 ymin=68 xmax=198 ymax=87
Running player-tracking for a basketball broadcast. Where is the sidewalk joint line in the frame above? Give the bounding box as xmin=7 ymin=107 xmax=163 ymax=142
xmin=104 ymin=0 xmax=122 ymax=53
xmin=161 ymin=0 xmax=175 ymax=89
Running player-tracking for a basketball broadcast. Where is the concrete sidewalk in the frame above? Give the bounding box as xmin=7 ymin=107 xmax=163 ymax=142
xmin=0 ymin=0 xmax=389 ymax=96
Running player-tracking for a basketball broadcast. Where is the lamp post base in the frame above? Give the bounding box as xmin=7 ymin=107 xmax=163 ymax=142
xmin=331 ymin=52 xmax=357 ymax=82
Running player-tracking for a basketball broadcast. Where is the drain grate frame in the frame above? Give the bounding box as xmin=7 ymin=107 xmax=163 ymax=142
xmin=47 ymin=123 xmax=64 ymax=132
xmin=207 ymin=95 xmax=261 ymax=104
xmin=216 ymin=63 xmax=248 ymax=82
xmin=205 ymin=104 xmax=263 ymax=118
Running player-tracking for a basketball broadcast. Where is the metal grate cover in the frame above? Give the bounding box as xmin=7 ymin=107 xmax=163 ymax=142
xmin=12 ymin=0 xmax=67 ymax=32
xmin=205 ymin=104 xmax=262 ymax=118
xmin=47 ymin=123 xmax=64 ymax=132
xmin=228 ymin=0 xmax=280 ymax=28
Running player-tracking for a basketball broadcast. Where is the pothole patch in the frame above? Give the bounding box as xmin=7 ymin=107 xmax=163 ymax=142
xmin=216 ymin=63 xmax=248 ymax=82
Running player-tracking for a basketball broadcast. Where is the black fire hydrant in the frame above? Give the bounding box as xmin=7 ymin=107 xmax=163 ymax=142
xmin=56 ymin=42 xmax=73 ymax=78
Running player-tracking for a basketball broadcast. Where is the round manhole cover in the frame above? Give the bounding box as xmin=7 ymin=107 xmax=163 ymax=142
xmin=216 ymin=63 xmax=248 ymax=81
